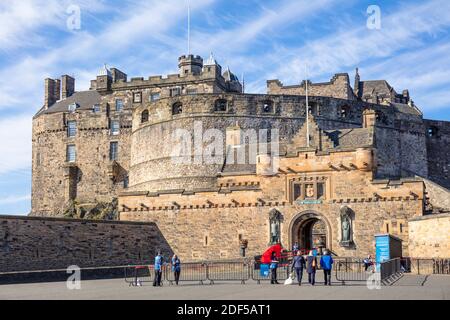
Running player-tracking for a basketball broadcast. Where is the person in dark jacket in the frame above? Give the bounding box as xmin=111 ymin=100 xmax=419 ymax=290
xmin=270 ymin=252 xmax=279 ymax=284
xmin=320 ymin=250 xmax=334 ymax=286
xmin=171 ymin=254 xmax=181 ymax=285
xmin=153 ymin=251 xmax=163 ymax=287
xmin=306 ymin=250 xmax=317 ymax=285
xmin=291 ymin=251 xmax=306 ymax=286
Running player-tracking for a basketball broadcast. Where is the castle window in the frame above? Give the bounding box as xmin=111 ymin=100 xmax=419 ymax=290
xmin=36 ymin=152 xmax=41 ymax=166
xmin=293 ymin=183 xmax=302 ymax=200
xmin=67 ymin=121 xmax=76 ymax=138
xmin=115 ymin=99 xmax=124 ymax=112
xmin=109 ymin=142 xmax=118 ymax=161
xmin=170 ymin=87 xmax=181 ymax=97
xmin=68 ymin=103 xmax=78 ymax=113
xmin=428 ymin=126 xmax=438 ymax=138
xmin=66 ymin=145 xmax=76 ymax=162
xmin=92 ymin=104 xmax=101 ymax=113
xmin=111 ymin=120 xmax=120 ymax=135
xmin=339 ymin=105 xmax=350 ymax=118
xmin=123 ymin=176 xmax=129 ymax=188
xmin=141 ymin=110 xmax=149 ymax=123
xmin=317 ymin=183 xmax=325 ymax=199
xmin=308 ymin=102 xmax=320 ymax=116
xmin=150 ymin=93 xmax=160 ymax=102
xmin=187 ymin=88 xmax=197 ymax=95
xmin=214 ymin=99 xmax=228 ymax=112
xmin=262 ymin=100 xmax=274 ymax=113
xmin=172 ymin=102 xmax=183 ymax=115
xmin=133 ymin=92 xmax=142 ymax=103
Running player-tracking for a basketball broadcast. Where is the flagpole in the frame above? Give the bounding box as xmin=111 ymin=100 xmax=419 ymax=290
xmin=305 ymin=64 xmax=310 ymax=148
xmin=187 ymin=2 xmax=191 ymax=55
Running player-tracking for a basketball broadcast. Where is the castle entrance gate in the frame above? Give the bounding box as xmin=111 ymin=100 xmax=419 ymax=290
xmin=290 ymin=211 xmax=332 ymax=252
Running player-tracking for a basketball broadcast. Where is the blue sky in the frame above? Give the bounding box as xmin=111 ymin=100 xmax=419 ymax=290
xmin=0 ymin=0 xmax=449 ymax=215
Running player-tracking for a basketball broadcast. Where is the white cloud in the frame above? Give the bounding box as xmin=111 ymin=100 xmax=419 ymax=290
xmin=0 ymin=114 xmax=32 ymax=175
xmin=0 ymin=194 xmax=31 ymax=205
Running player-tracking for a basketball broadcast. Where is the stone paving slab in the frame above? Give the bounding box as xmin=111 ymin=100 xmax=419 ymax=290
xmin=0 ymin=275 xmax=449 ymax=300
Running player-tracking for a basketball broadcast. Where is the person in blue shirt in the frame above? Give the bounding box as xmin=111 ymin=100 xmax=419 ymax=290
xmin=171 ymin=254 xmax=181 ymax=285
xmin=153 ymin=251 xmax=163 ymax=287
xmin=269 ymin=252 xmax=279 ymax=284
xmin=320 ymin=250 xmax=334 ymax=286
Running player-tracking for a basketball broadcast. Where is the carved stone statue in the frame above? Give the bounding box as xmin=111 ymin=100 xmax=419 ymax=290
xmin=340 ymin=206 xmax=354 ymax=246
xmin=269 ymin=209 xmax=282 ymax=245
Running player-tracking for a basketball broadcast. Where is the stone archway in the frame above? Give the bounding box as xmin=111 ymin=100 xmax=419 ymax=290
xmin=289 ymin=211 xmax=332 ymax=252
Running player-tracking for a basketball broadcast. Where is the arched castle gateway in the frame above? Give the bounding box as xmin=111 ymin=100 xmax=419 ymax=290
xmin=31 ymin=53 xmax=450 ymax=260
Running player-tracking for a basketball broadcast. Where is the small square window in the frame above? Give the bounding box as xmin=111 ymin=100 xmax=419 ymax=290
xmin=67 ymin=145 xmax=76 ymax=162
xmin=67 ymin=121 xmax=76 ymax=138
xmin=150 ymin=93 xmax=160 ymax=102
xmin=111 ymin=120 xmax=120 ymax=135
xmin=115 ymin=99 xmax=124 ymax=112
xmin=92 ymin=104 xmax=101 ymax=113
xmin=170 ymin=87 xmax=181 ymax=97
xmin=133 ymin=92 xmax=142 ymax=103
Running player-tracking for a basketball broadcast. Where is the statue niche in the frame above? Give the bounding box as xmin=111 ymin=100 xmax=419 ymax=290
xmin=340 ymin=206 xmax=354 ymax=247
xmin=269 ymin=209 xmax=283 ymax=245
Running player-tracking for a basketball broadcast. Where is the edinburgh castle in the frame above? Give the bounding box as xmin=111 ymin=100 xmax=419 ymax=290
xmin=30 ymin=53 xmax=450 ymax=261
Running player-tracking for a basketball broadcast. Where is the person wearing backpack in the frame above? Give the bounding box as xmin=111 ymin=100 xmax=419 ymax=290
xmin=320 ymin=250 xmax=334 ymax=286
xmin=270 ymin=251 xmax=280 ymax=284
xmin=291 ymin=250 xmax=306 ymax=286
xmin=306 ymin=250 xmax=317 ymax=285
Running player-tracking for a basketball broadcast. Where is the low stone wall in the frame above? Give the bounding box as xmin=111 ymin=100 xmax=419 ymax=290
xmin=0 ymin=215 xmax=172 ymax=272
xmin=408 ymin=213 xmax=450 ymax=258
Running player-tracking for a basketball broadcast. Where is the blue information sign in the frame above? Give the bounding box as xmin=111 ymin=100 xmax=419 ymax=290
xmin=375 ymin=234 xmax=391 ymax=272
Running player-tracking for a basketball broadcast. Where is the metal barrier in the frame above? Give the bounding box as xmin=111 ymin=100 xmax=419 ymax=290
xmin=251 ymin=264 xmax=290 ymax=284
xmin=164 ymin=262 xmax=207 ymax=285
xmin=380 ymin=258 xmax=401 ymax=282
xmin=206 ymin=261 xmax=250 ymax=284
xmin=401 ymin=258 xmax=450 ymax=275
xmin=124 ymin=265 xmax=154 ymax=286
xmin=335 ymin=260 xmax=373 ymax=283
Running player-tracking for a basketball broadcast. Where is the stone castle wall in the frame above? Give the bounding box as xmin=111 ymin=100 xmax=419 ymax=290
xmin=425 ymin=119 xmax=450 ymax=189
xmin=267 ymin=74 xmax=355 ymax=100
xmin=31 ymin=98 xmax=133 ymax=216
xmin=408 ymin=213 xmax=450 ymax=258
xmin=0 ymin=215 xmax=172 ymax=272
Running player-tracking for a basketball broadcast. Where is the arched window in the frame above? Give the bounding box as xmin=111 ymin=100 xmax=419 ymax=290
xmin=262 ymin=100 xmax=274 ymax=113
xmin=214 ymin=99 xmax=228 ymax=112
xmin=339 ymin=105 xmax=350 ymax=118
xmin=172 ymin=102 xmax=183 ymax=115
xmin=141 ymin=110 xmax=149 ymax=123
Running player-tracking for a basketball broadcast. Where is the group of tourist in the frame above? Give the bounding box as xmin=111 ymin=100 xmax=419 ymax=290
xmin=151 ymin=249 xmax=336 ymax=287
xmin=152 ymin=252 xmax=181 ymax=287
xmin=270 ymin=250 xmax=334 ymax=286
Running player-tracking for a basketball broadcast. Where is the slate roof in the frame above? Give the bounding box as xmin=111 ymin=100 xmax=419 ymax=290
xmin=324 ymin=128 xmax=373 ymax=149
xmin=36 ymin=90 xmax=102 ymax=116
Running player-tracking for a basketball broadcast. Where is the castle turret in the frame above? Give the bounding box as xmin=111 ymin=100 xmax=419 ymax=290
xmin=96 ymin=64 xmax=112 ymax=92
xmin=178 ymin=54 xmax=203 ymax=76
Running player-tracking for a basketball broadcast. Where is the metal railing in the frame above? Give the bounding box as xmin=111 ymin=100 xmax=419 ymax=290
xmin=164 ymin=262 xmax=208 ymax=285
xmin=401 ymin=258 xmax=450 ymax=275
xmin=206 ymin=261 xmax=250 ymax=284
xmin=334 ymin=259 xmax=374 ymax=283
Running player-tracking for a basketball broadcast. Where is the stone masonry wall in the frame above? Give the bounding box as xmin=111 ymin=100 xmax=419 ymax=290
xmin=408 ymin=213 xmax=450 ymax=258
xmin=0 ymin=215 xmax=172 ymax=272
xmin=424 ymin=119 xmax=450 ymax=189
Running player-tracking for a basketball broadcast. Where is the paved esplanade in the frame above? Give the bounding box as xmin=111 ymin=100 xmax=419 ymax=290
xmin=0 ymin=275 xmax=449 ymax=300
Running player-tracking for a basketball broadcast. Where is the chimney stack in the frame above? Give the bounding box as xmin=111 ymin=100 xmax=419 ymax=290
xmin=44 ymin=78 xmax=61 ymax=109
xmin=62 ymin=75 xmax=75 ymax=99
